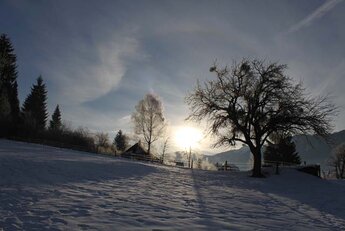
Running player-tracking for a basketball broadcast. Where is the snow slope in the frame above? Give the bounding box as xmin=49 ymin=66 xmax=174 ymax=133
xmin=1 ymin=139 xmax=345 ymax=230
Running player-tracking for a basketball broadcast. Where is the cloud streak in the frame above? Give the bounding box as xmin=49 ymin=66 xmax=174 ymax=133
xmin=286 ymin=0 xmax=343 ymax=34
xmin=41 ymin=36 xmax=139 ymax=105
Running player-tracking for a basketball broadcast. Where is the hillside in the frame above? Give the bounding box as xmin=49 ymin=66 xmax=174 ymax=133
xmin=207 ymin=130 xmax=345 ymax=170
xmin=1 ymin=139 xmax=345 ymax=230
xmin=205 ymin=146 xmax=252 ymax=170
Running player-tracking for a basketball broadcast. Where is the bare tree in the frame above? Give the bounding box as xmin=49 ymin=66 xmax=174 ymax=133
xmin=330 ymin=143 xmax=345 ymax=179
xmin=160 ymin=137 xmax=169 ymax=164
xmin=186 ymin=58 xmax=337 ymax=177
xmin=132 ymin=93 xmax=166 ymax=155
xmin=95 ymin=132 xmax=110 ymax=149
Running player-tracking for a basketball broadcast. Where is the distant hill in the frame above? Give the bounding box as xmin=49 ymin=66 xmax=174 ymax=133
xmin=205 ymin=146 xmax=252 ymax=170
xmin=206 ymin=130 xmax=345 ymax=170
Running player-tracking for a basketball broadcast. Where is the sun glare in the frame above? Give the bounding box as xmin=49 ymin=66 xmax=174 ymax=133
xmin=174 ymin=126 xmax=203 ymax=149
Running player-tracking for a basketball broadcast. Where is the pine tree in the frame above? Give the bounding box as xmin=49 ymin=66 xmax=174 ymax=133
xmin=0 ymin=34 xmax=20 ymax=124
xmin=0 ymin=89 xmax=11 ymax=137
xmin=49 ymin=104 xmax=62 ymax=131
xmin=0 ymin=88 xmax=11 ymax=119
xmin=264 ymin=135 xmax=301 ymax=165
xmin=114 ymin=130 xmax=128 ymax=152
xmin=22 ymin=76 xmax=48 ymax=131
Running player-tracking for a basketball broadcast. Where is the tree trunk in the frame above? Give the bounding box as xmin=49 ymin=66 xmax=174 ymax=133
xmin=147 ymin=144 xmax=151 ymax=155
xmin=252 ymin=148 xmax=264 ymax=177
xmin=147 ymin=141 xmax=151 ymax=161
xmin=341 ymin=160 xmax=345 ymax=179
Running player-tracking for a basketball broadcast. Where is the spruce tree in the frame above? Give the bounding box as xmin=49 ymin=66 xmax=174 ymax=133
xmin=114 ymin=130 xmax=128 ymax=152
xmin=22 ymin=76 xmax=48 ymax=131
xmin=49 ymin=104 xmax=62 ymax=131
xmin=0 ymin=87 xmax=11 ymax=119
xmin=264 ymin=135 xmax=301 ymax=165
xmin=0 ymin=88 xmax=11 ymax=136
xmin=0 ymin=34 xmax=20 ymax=124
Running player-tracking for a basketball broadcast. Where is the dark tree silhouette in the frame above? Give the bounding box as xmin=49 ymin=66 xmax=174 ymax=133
xmin=132 ymin=93 xmax=166 ymax=155
xmin=186 ymin=58 xmax=337 ymax=177
xmin=0 ymin=34 xmax=20 ymax=132
xmin=22 ymin=76 xmax=48 ymax=131
xmin=0 ymin=88 xmax=11 ymax=119
xmin=114 ymin=130 xmax=129 ymax=152
xmin=0 ymin=87 xmax=11 ymax=137
xmin=330 ymin=143 xmax=345 ymax=179
xmin=264 ymin=135 xmax=301 ymax=165
xmin=49 ymin=104 xmax=62 ymax=131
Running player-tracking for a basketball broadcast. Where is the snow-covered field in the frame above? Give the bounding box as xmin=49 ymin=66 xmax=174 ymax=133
xmin=1 ymin=139 xmax=345 ymax=230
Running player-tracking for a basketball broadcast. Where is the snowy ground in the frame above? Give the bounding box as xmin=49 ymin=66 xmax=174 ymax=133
xmin=1 ymin=139 xmax=345 ymax=230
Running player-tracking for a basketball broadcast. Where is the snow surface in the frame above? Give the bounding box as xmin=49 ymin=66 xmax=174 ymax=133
xmin=1 ymin=139 xmax=345 ymax=230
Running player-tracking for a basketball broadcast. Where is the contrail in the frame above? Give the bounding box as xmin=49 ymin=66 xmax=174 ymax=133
xmin=287 ymin=0 xmax=343 ymax=34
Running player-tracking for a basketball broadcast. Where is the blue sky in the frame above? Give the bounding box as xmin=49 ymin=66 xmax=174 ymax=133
xmin=1 ymin=0 xmax=344 ymax=154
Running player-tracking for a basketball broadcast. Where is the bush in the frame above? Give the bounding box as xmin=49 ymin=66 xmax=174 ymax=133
xmin=13 ymin=124 xmax=96 ymax=153
xmin=95 ymin=132 xmax=116 ymax=155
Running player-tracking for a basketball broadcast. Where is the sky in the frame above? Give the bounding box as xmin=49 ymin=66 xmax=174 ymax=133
xmin=1 ymin=0 xmax=344 ymax=154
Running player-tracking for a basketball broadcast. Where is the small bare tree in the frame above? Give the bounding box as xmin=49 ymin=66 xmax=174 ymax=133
xmin=95 ymin=132 xmax=110 ymax=150
xmin=186 ymin=58 xmax=337 ymax=177
xmin=161 ymin=137 xmax=169 ymax=164
xmin=132 ymin=93 xmax=166 ymax=155
xmin=330 ymin=143 xmax=345 ymax=179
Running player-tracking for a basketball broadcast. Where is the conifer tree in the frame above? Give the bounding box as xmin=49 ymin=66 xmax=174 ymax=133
xmin=0 ymin=88 xmax=11 ymax=135
xmin=264 ymin=135 xmax=301 ymax=165
xmin=0 ymin=34 xmax=20 ymax=124
xmin=22 ymin=76 xmax=48 ymax=131
xmin=0 ymin=88 xmax=11 ymax=119
xmin=114 ymin=130 xmax=128 ymax=152
xmin=49 ymin=104 xmax=62 ymax=131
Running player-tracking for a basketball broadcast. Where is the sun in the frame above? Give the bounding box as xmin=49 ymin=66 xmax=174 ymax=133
xmin=174 ymin=126 xmax=203 ymax=149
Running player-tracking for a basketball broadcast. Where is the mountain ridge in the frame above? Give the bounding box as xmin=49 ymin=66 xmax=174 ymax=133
xmin=206 ymin=130 xmax=345 ymax=170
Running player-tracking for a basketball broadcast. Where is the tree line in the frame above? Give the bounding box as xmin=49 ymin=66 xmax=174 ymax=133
xmin=0 ymin=34 xmax=55 ymax=136
xmin=0 ymin=34 xmax=95 ymax=151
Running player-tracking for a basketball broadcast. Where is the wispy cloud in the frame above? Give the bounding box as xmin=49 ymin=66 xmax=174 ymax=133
xmin=2 ymin=0 xmax=345 ymax=143
xmin=41 ymin=36 xmax=140 ymax=105
xmin=286 ymin=0 xmax=343 ymax=34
